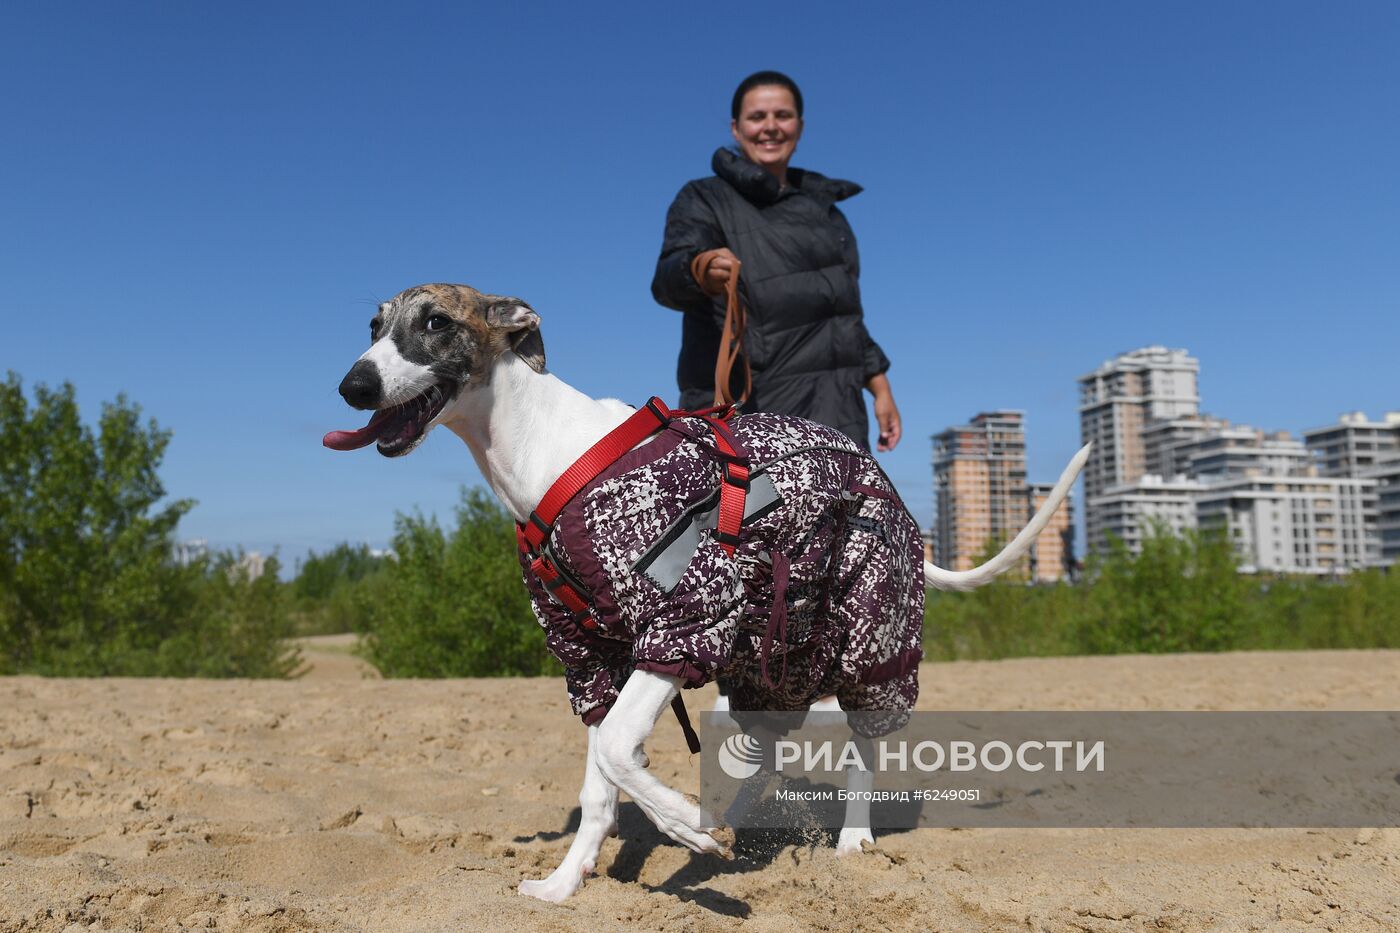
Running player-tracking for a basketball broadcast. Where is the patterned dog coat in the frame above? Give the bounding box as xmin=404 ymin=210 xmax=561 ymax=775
xmin=519 ymin=411 xmax=925 ymax=728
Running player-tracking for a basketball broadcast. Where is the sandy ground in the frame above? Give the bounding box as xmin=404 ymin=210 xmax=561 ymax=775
xmin=4 ymin=645 xmax=1400 ymax=932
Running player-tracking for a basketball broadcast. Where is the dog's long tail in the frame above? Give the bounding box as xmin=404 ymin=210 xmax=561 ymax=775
xmin=924 ymin=442 xmax=1092 ymax=592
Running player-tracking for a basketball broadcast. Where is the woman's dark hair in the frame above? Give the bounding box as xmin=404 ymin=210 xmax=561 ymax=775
xmin=731 ymin=70 xmax=804 ymax=120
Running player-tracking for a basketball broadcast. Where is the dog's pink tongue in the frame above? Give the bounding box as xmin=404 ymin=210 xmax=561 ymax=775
xmin=322 ymin=426 xmax=377 ymax=451
xmin=323 ymin=411 xmax=387 ymax=451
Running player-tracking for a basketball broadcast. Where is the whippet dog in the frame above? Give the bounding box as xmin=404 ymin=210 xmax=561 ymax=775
xmin=326 ymin=284 xmax=1088 ymax=903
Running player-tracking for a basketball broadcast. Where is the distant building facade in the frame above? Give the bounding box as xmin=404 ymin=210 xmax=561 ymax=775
xmin=1180 ymin=426 xmax=1311 ymax=480
xmin=934 ymin=410 xmax=1073 ymax=579
xmin=1078 ymin=347 xmax=1200 ymax=550
xmin=1196 ymin=475 xmax=1379 ymax=573
xmin=1303 ymin=411 xmax=1400 ymax=478
xmin=1025 ymin=482 xmax=1075 ymax=581
xmin=1364 ymin=456 xmax=1400 ymax=565
xmin=1142 ymin=414 xmax=1230 ymax=479
xmin=173 ymin=538 xmax=208 ymax=566
xmin=235 ymin=551 xmax=268 ymax=581
xmin=1089 ymin=474 xmax=1202 ymax=556
xmin=1088 ymin=411 xmax=1382 ymax=572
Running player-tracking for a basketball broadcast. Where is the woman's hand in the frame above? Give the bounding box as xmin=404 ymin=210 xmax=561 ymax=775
xmin=694 ymin=248 xmax=740 ymax=295
xmin=865 ymin=373 xmax=902 ymax=452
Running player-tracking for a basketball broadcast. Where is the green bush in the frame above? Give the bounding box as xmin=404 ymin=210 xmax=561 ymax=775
xmin=357 ymin=488 xmax=559 ymax=677
xmin=147 ymin=553 xmax=299 ymax=678
xmin=1238 ymin=568 xmax=1400 ymax=650
xmin=0 ymin=373 xmax=297 ymax=677
xmin=924 ymin=580 xmax=1081 ymax=661
xmin=290 ymin=542 xmax=388 ymax=636
xmin=1076 ymin=523 xmax=1247 ymax=654
xmin=925 ymin=521 xmax=1400 ymax=661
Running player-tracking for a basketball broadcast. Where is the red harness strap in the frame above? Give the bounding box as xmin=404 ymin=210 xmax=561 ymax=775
xmin=699 ymin=413 xmax=749 ymax=555
xmin=516 ymin=397 xmax=750 ymax=630
xmin=516 ymin=398 xmax=751 ymax=754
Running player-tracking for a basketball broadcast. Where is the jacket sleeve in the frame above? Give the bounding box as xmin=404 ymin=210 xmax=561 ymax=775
xmin=833 ymin=206 xmax=889 ymax=382
xmin=651 ymin=181 xmax=725 ymax=314
xmin=859 ymin=320 xmax=891 ymax=381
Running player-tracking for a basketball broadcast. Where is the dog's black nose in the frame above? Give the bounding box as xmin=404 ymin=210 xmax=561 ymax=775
xmin=339 ymin=361 xmax=383 ymax=410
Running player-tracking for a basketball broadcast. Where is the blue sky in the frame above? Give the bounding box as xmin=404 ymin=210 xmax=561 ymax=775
xmin=3 ymin=2 xmax=1397 ymax=568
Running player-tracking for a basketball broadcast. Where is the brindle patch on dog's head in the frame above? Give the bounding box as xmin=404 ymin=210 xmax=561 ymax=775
xmin=371 ymin=283 xmax=545 ymax=389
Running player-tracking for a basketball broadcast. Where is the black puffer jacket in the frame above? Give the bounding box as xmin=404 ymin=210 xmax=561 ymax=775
xmin=651 ymin=148 xmax=890 ymax=449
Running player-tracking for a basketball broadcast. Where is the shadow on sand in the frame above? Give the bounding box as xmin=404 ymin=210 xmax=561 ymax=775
xmin=515 ymin=794 xmax=921 ymax=918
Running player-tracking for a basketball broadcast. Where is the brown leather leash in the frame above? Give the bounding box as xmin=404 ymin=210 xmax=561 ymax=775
xmin=690 ymin=250 xmax=752 ymax=407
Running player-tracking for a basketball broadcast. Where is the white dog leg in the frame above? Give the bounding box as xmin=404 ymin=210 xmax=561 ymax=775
xmin=596 ymin=670 xmax=732 ymax=858
xmin=836 ymin=733 xmax=876 ymax=856
xmin=518 ymin=725 xmax=618 ymax=902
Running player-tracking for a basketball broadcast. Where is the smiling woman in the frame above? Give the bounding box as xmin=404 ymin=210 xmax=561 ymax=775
xmin=650 ymin=70 xmax=904 ymax=454
xmin=730 ymin=77 xmax=804 ymax=184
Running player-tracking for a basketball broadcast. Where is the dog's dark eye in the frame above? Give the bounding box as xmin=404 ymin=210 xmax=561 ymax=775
xmin=425 ymin=314 xmax=452 ymax=333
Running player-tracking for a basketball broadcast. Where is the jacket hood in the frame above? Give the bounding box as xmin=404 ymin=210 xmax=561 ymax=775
xmin=712 ymin=147 xmax=862 ymax=205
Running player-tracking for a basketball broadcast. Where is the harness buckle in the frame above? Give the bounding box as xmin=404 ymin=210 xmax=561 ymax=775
xmin=714 ymin=529 xmax=744 ymax=547
xmin=722 ymin=461 xmax=751 ymax=490
xmin=645 ymin=397 xmax=672 ymax=425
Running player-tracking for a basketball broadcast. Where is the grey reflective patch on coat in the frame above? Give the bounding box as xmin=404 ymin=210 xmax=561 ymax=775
xmin=846 ymin=514 xmax=889 ymax=547
xmin=635 ymin=473 xmax=781 ymax=592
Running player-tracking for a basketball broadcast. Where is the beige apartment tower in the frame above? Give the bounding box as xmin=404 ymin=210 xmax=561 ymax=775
xmin=1025 ymin=482 xmax=1075 ymax=581
xmin=934 ymin=411 xmax=1073 ymax=579
xmin=934 ymin=411 xmax=1027 ymax=571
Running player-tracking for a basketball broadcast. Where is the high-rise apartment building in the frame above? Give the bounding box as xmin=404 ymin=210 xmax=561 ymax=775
xmin=1196 ymin=475 xmax=1379 ymax=573
xmin=1179 ymin=427 xmax=1311 ymax=479
xmin=933 ymin=411 xmax=1028 ymax=572
xmin=934 ymin=411 xmax=1074 ymax=579
xmin=1142 ymin=414 xmax=1230 ymax=479
xmin=1078 ymin=347 xmax=1200 ymax=551
xmin=1302 ymin=411 xmax=1400 ymax=478
xmin=1090 ymin=415 xmax=1382 ymax=572
xmin=1363 ymin=456 xmax=1400 ymax=565
xmin=1089 ymin=475 xmax=1202 ymax=556
xmin=1025 ymin=482 xmax=1075 ymax=581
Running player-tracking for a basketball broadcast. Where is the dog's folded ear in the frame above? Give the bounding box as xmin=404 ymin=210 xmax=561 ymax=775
xmin=487 ymin=298 xmax=546 ymax=374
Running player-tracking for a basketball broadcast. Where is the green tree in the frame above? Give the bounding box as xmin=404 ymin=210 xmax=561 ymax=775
xmin=289 ymin=542 xmax=388 ymax=636
xmin=0 ymin=374 xmax=296 ymax=676
xmin=293 ymin=542 xmax=385 ymax=602
xmin=359 ymin=488 xmax=559 ymax=677
xmin=1077 ymin=521 xmax=1246 ymax=654
xmin=924 ymin=536 xmax=1081 ymax=661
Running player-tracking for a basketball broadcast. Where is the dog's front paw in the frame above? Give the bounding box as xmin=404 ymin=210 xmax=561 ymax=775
xmin=665 ymin=794 xmax=733 ymax=860
xmin=664 ymin=822 xmax=735 ymax=860
xmin=518 ymin=870 xmax=584 ymax=903
xmin=835 ymin=827 xmax=875 ymax=857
